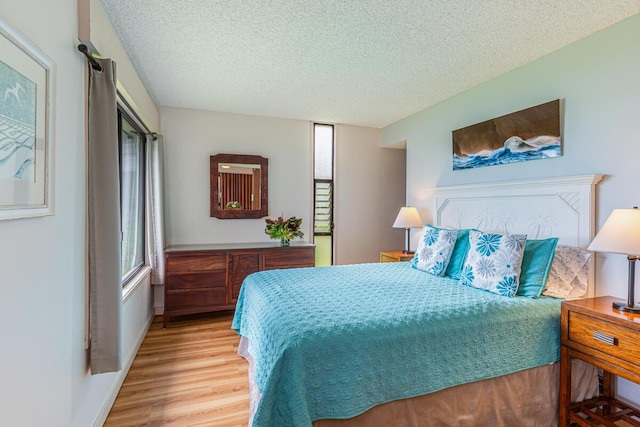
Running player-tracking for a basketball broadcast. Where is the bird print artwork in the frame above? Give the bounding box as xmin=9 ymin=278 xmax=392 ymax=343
xmin=4 ymin=82 xmax=25 ymax=106
xmin=0 ymin=60 xmax=36 ymax=181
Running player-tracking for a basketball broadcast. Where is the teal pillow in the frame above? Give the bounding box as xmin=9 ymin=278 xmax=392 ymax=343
xmin=517 ymin=238 xmax=559 ymax=298
xmin=444 ymin=229 xmax=475 ymax=279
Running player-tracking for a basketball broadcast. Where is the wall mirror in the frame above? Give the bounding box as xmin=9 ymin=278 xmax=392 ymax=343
xmin=210 ymin=154 xmax=268 ymax=219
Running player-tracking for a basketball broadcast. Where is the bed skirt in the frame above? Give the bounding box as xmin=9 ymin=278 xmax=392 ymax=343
xmin=239 ymin=337 xmax=598 ymax=427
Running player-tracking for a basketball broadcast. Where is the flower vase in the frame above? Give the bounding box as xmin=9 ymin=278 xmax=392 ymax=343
xmin=280 ymin=237 xmax=290 ymax=247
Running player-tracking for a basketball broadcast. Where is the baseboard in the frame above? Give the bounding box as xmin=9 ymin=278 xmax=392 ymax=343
xmin=153 ymin=283 xmax=164 ymax=316
xmin=92 ymin=311 xmax=154 ymax=427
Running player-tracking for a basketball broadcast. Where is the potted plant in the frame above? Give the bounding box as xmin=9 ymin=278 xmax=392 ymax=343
xmin=265 ymin=215 xmax=304 ymax=246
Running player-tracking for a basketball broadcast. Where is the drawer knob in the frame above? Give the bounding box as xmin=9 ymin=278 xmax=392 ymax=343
xmin=593 ymin=331 xmax=617 ymax=346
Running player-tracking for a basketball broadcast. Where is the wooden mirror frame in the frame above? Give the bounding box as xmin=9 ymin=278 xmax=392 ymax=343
xmin=210 ymin=154 xmax=268 ymax=219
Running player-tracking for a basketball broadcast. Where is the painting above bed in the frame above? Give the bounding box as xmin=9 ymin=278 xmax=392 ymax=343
xmin=452 ymin=99 xmax=561 ymax=170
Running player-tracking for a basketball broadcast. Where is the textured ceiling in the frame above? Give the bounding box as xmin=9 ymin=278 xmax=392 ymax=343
xmin=98 ymin=0 xmax=640 ymax=128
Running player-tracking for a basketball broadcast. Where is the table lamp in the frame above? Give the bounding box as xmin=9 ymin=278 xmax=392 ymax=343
xmin=587 ymin=207 xmax=640 ymax=313
xmin=392 ymin=207 xmax=423 ymax=254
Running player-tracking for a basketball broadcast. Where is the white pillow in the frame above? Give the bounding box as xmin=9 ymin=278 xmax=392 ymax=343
xmin=460 ymin=230 xmax=527 ymax=297
xmin=411 ymin=225 xmax=458 ymax=276
xmin=542 ymin=244 xmax=591 ymax=299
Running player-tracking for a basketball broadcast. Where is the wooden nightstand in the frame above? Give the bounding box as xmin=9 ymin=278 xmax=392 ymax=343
xmin=380 ymin=250 xmax=414 ymax=262
xmin=560 ymin=296 xmax=640 ymax=426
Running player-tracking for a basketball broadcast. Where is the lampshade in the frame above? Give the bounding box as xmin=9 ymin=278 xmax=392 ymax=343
xmin=588 ymin=207 xmax=640 ymax=313
xmin=587 ymin=208 xmax=640 ymax=255
xmin=392 ymin=207 xmax=423 ymax=229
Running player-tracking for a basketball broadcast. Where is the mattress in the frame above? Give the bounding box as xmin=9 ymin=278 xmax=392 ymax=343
xmin=232 ymin=262 xmax=567 ymax=427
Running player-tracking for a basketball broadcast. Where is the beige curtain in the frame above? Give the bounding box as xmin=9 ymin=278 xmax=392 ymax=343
xmin=88 ymin=57 xmax=123 ymax=374
xmin=146 ymin=134 xmax=166 ymax=285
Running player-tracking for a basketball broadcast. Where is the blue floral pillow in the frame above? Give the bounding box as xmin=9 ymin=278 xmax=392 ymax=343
xmin=459 ymin=230 xmax=527 ymax=297
xmin=411 ymin=225 xmax=458 ymax=276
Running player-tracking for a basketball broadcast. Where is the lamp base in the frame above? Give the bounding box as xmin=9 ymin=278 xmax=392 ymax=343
xmin=402 ymin=250 xmax=414 ymax=254
xmin=612 ymin=301 xmax=640 ymax=313
xmin=404 ymin=228 xmax=412 ymax=254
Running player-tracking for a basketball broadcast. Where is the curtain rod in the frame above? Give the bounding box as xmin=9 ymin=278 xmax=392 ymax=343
xmin=77 ymin=44 xmax=103 ymax=72
xmin=78 ymin=43 xmax=156 ymax=136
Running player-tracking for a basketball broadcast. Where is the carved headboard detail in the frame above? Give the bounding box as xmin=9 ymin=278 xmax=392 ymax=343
xmin=427 ymin=175 xmax=603 ymax=297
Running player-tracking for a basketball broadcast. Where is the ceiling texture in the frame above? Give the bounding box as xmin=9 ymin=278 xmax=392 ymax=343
xmin=98 ymin=0 xmax=640 ymax=128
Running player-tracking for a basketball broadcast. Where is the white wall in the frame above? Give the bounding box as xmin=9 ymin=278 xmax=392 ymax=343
xmin=382 ymin=14 xmax=640 ymax=406
xmin=0 ymin=1 xmax=83 ymax=425
xmin=161 ymin=108 xmax=407 ymax=265
xmin=0 ymin=1 xmax=156 ymax=426
xmin=161 ymin=107 xmax=314 ymax=245
xmin=335 ymin=125 xmax=405 ymax=264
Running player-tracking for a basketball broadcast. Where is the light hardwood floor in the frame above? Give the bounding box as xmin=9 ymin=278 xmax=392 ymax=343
xmin=104 ymin=312 xmax=249 ymax=427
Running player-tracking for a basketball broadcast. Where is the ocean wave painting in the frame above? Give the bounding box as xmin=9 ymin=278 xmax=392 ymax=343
xmin=452 ymin=100 xmax=561 ymax=170
xmin=453 ymin=135 xmax=561 ymax=170
xmin=0 ymin=59 xmax=36 ymax=181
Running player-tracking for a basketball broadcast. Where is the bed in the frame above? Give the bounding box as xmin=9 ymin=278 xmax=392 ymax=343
xmin=232 ymin=175 xmax=602 ymax=426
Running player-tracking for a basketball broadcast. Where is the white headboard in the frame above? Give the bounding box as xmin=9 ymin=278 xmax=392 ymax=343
xmin=426 ymin=174 xmax=603 ymax=297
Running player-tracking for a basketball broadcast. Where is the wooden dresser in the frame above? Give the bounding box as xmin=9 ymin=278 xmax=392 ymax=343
xmin=164 ymin=242 xmax=315 ymax=327
xmin=560 ymin=296 xmax=640 ymax=426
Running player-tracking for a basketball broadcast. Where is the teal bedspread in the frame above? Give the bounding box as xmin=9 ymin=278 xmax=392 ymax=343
xmin=231 ymin=262 xmax=562 ymax=427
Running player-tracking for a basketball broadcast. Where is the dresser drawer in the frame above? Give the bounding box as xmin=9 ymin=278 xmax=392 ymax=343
xmin=264 ymin=247 xmax=314 ymax=270
xmin=165 ymin=288 xmax=227 ymax=310
xmin=165 ymin=271 xmax=226 ymax=290
xmin=567 ymin=311 xmax=640 ymax=368
xmin=166 ymin=253 xmax=226 ymax=272
xmin=380 ymin=254 xmax=395 ymax=262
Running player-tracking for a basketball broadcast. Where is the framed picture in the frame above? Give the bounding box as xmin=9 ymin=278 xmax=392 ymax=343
xmin=452 ymin=100 xmax=561 ymax=170
xmin=0 ymin=16 xmax=55 ymax=220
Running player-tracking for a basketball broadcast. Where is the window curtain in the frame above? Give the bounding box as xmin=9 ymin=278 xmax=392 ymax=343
xmin=87 ymin=57 xmax=123 ymax=374
xmin=146 ymin=134 xmax=166 ymax=285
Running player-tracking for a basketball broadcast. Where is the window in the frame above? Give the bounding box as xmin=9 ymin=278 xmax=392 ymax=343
xmin=118 ymin=110 xmax=145 ymax=283
xmin=313 ymin=123 xmax=334 ymax=266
